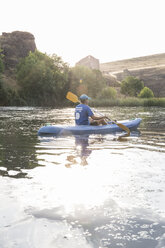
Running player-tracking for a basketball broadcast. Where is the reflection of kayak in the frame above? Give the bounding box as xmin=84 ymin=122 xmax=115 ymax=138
xmin=38 ymin=118 xmax=141 ymax=136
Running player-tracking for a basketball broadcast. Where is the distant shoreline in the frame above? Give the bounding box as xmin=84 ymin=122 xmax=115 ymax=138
xmin=0 ymin=97 xmax=165 ymax=108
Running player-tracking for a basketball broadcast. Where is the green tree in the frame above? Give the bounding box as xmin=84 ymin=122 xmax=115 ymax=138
xmin=0 ymin=48 xmax=4 ymax=73
xmin=99 ymin=87 xmax=117 ymax=99
xmin=138 ymin=86 xmax=154 ymax=98
xmin=0 ymin=79 xmax=7 ymax=105
xmin=0 ymin=49 xmax=5 ymax=105
xmin=121 ymin=76 xmax=144 ymax=97
xmin=17 ymin=50 xmax=69 ymax=106
xmin=69 ymin=66 xmax=106 ymax=98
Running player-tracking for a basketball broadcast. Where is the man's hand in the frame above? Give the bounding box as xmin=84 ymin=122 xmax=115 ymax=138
xmin=104 ymin=116 xmax=110 ymax=121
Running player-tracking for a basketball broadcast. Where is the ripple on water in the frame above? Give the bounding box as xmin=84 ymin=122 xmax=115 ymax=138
xmin=0 ymin=106 xmax=165 ymax=248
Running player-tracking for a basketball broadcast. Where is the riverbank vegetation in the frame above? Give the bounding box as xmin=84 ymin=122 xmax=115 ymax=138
xmin=0 ymin=49 xmax=165 ymax=107
xmin=90 ymin=97 xmax=165 ymax=107
xmin=17 ymin=51 xmax=69 ymax=106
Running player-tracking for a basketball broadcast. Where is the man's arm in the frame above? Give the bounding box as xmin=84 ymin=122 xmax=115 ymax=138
xmin=90 ymin=115 xmax=107 ymax=120
xmin=86 ymin=106 xmax=108 ymax=121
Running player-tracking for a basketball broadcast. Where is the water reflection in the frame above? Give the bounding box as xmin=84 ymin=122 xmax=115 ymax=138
xmin=0 ymin=123 xmax=41 ymax=178
xmin=34 ymin=127 xmax=165 ymax=248
xmin=39 ymin=131 xmax=141 ymax=168
xmin=0 ymin=106 xmax=165 ymax=248
xmin=68 ymin=135 xmax=92 ymax=166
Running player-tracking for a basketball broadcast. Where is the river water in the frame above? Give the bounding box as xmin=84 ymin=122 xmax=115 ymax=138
xmin=0 ymin=106 xmax=165 ymax=248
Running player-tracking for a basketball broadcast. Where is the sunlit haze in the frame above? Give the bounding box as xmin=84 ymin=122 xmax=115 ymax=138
xmin=0 ymin=0 xmax=165 ymax=66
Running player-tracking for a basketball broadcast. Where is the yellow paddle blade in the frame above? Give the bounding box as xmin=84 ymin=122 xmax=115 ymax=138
xmin=115 ymin=122 xmax=130 ymax=136
xmin=66 ymin=91 xmax=80 ymax=103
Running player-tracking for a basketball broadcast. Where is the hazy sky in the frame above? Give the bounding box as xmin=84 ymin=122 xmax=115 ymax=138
xmin=0 ymin=0 xmax=165 ymax=66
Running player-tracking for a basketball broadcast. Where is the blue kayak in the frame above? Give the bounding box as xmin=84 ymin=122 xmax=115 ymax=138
xmin=38 ymin=118 xmax=141 ymax=136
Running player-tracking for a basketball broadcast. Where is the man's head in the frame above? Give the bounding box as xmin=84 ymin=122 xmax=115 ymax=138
xmin=79 ymin=94 xmax=91 ymax=104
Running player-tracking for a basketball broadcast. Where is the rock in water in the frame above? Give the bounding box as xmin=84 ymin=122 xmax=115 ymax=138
xmin=0 ymin=31 xmax=36 ymax=71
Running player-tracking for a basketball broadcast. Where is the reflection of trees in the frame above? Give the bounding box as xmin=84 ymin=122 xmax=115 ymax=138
xmin=0 ymin=119 xmax=42 ymax=179
xmin=0 ymin=169 xmax=28 ymax=179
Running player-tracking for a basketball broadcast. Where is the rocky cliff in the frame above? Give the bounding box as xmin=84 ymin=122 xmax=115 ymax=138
xmin=0 ymin=31 xmax=36 ymax=73
xmin=100 ymin=54 xmax=165 ymax=97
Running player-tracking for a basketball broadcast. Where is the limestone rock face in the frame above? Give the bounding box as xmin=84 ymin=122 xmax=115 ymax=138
xmin=100 ymin=54 xmax=165 ymax=97
xmin=0 ymin=31 xmax=36 ymax=71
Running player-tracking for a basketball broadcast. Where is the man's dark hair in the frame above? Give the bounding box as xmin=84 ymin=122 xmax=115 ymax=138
xmin=80 ymin=99 xmax=86 ymax=104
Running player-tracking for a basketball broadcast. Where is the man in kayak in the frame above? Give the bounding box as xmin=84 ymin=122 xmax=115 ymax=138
xmin=75 ymin=94 xmax=108 ymax=125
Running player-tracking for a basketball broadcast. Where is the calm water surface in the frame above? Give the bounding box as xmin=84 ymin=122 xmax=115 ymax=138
xmin=0 ymin=106 xmax=165 ymax=248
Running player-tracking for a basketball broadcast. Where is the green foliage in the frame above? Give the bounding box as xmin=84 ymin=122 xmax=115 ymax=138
xmin=0 ymin=78 xmax=24 ymax=106
xmin=138 ymin=86 xmax=154 ymax=98
xmin=69 ymin=66 xmax=106 ymax=98
xmin=0 ymin=59 xmax=4 ymax=74
xmin=99 ymin=87 xmax=117 ymax=99
xmin=121 ymin=76 xmax=144 ymax=97
xmin=7 ymin=88 xmax=26 ymax=106
xmin=0 ymin=78 xmax=7 ymax=105
xmin=90 ymin=97 xmax=165 ymax=107
xmin=0 ymin=48 xmax=4 ymax=73
xmin=17 ymin=50 xmax=69 ymax=106
xmin=143 ymin=98 xmax=165 ymax=107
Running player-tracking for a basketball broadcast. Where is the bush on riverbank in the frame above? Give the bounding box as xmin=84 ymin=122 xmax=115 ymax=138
xmin=138 ymin=86 xmax=154 ymax=98
xmin=121 ymin=76 xmax=144 ymax=97
xmin=99 ymin=87 xmax=117 ymax=99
